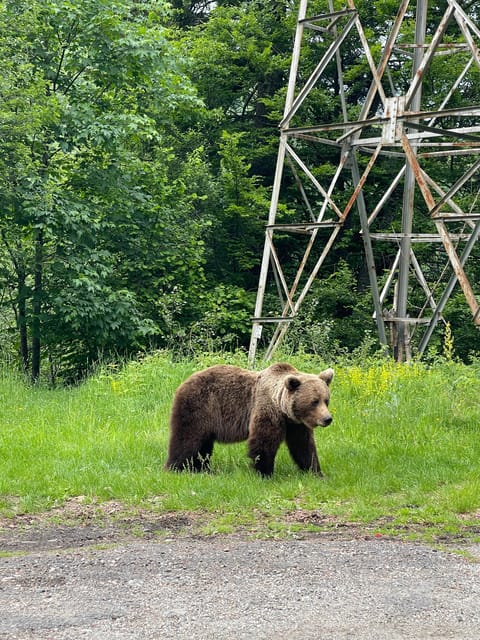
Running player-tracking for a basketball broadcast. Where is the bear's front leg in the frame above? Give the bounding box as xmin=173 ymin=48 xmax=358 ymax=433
xmin=285 ymin=423 xmax=323 ymax=476
xmin=247 ymin=417 xmax=284 ymax=478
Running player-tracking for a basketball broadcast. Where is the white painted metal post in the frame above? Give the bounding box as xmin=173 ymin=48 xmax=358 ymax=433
xmin=248 ymin=0 xmax=308 ymax=366
xmin=395 ymin=0 xmax=427 ymax=361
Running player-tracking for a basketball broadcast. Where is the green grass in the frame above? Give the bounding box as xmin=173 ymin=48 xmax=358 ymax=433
xmin=1 ymin=351 xmax=480 ymax=541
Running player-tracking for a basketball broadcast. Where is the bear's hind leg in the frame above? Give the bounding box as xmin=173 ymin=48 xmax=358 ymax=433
xmin=166 ymin=434 xmax=215 ymax=472
xmin=285 ymin=423 xmax=322 ymax=475
xmin=194 ymin=435 xmax=215 ymax=472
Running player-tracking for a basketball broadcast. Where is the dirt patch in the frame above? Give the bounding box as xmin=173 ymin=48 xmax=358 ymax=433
xmin=1 ymin=498 xmax=479 ymax=554
xmin=0 ymin=498 xmax=196 ymax=553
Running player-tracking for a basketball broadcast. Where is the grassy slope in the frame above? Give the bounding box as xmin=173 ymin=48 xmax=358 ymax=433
xmin=1 ymin=351 xmax=479 ymax=540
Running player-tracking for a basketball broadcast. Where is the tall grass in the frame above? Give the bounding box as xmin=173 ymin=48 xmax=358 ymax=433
xmin=0 ymin=351 xmax=479 ymax=538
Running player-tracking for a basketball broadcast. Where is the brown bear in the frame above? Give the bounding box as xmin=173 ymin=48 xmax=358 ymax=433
xmin=165 ymin=362 xmax=334 ymax=477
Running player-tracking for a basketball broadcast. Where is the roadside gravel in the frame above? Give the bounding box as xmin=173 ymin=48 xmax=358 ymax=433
xmin=1 ymin=530 xmax=480 ymax=639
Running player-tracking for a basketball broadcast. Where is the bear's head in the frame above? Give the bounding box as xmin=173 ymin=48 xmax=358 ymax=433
xmin=283 ymin=368 xmax=334 ymax=429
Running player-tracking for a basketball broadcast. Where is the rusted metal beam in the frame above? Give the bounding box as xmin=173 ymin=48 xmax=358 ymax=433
xmin=418 ymin=221 xmax=480 ymax=354
xmin=401 ymin=133 xmax=437 ymax=210
xmin=250 ymin=0 xmax=480 ymax=365
xmin=429 ymin=158 xmax=480 ymax=217
xmin=405 ymin=3 xmax=456 ymax=109
xmin=341 ymin=142 xmax=384 ymax=221
xmin=449 ymin=0 xmax=480 ymax=42
xmin=403 ymin=133 xmax=480 ymax=326
xmin=434 ymin=220 xmax=480 ymax=325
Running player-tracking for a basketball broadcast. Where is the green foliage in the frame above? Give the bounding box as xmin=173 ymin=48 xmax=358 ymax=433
xmin=0 ymin=0 xmax=206 ymax=380
xmin=438 ymin=294 xmax=480 ymax=363
xmin=0 ymin=0 xmax=479 ymax=380
xmin=283 ymin=261 xmax=376 ymax=359
xmin=204 ymin=131 xmax=270 ymax=289
xmin=187 ymin=284 xmax=254 ymax=352
xmin=178 ymin=2 xmax=292 ymax=175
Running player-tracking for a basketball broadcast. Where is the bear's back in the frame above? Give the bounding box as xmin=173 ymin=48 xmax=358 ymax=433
xmin=172 ymin=365 xmax=258 ymax=443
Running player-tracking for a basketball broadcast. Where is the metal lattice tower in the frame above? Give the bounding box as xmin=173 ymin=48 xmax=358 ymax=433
xmin=248 ymin=0 xmax=480 ymax=365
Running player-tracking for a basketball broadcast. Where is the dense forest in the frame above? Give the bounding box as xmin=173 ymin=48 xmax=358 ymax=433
xmin=0 ymin=0 xmax=479 ymax=382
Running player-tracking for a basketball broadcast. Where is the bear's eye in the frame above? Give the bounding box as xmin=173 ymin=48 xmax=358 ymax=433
xmin=311 ymin=399 xmax=320 ymax=407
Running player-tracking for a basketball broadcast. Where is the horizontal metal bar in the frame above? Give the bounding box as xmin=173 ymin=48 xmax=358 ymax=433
xmin=382 ymin=316 xmax=433 ymax=324
xmin=395 ymin=43 xmax=468 ymax=51
xmin=291 ymin=133 xmax=343 ymax=148
xmin=432 ymin=212 xmax=480 ymax=220
xmin=299 ymin=9 xmax=356 ymax=24
xmin=368 ymin=233 xmax=473 ymax=242
xmin=407 ymin=121 xmax=480 ymax=144
xmin=419 ymin=148 xmax=480 ymax=158
xmin=348 ymin=129 xmax=480 ymax=147
xmin=267 ymin=221 xmax=339 ymax=232
xmin=251 ymin=317 xmax=294 ymax=324
xmin=283 ymin=106 xmax=480 ymax=136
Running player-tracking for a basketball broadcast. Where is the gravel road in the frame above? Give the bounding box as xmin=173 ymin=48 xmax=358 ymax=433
xmin=1 ymin=531 xmax=480 ymax=640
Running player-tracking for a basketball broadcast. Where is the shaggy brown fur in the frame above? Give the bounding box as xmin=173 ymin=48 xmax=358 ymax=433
xmin=165 ymin=362 xmax=334 ymax=477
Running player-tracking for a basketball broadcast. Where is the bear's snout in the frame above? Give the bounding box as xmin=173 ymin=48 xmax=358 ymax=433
xmin=306 ymin=411 xmax=333 ymax=429
xmin=320 ymin=414 xmax=333 ymax=427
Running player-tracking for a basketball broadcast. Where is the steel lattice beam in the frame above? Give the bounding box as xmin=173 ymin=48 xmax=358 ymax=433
xmin=249 ymin=0 xmax=480 ymax=365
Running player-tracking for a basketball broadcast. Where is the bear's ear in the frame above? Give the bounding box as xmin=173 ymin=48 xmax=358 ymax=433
xmin=285 ymin=375 xmax=301 ymax=392
xmin=318 ymin=368 xmax=334 ymax=386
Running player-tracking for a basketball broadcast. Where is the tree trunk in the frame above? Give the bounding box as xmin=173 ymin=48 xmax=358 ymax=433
xmin=1 ymin=230 xmax=30 ymax=372
xmin=31 ymin=227 xmax=43 ymax=382
xmin=17 ymin=268 xmax=29 ymax=373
